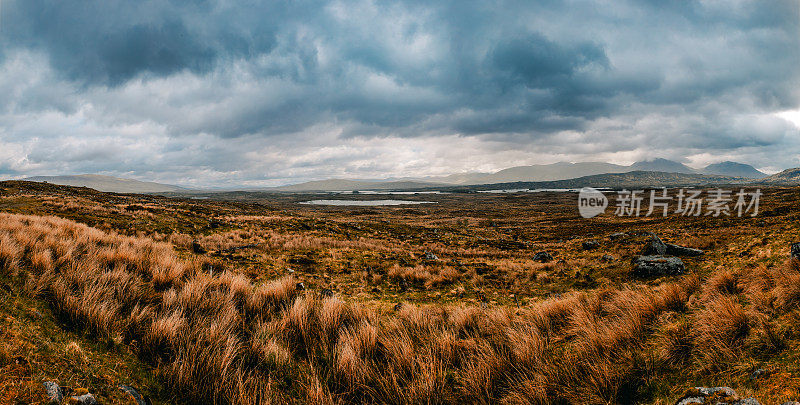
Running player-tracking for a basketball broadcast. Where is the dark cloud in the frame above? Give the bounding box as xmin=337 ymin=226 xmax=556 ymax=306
xmin=2 ymin=0 xmax=279 ymax=85
xmin=0 ymin=0 xmax=798 ymax=186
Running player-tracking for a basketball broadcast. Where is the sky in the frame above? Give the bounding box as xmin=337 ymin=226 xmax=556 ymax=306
xmin=0 ymin=0 xmax=799 ymax=188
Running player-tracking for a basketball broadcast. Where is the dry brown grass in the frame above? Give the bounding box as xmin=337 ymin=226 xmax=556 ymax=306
xmin=2 ymin=212 xmax=799 ymax=404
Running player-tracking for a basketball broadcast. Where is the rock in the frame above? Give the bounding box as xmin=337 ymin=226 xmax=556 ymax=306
xmin=642 ymin=234 xmax=704 ymax=257
xmin=68 ymin=393 xmax=99 ymax=405
xmin=398 ymin=279 xmax=409 ymax=292
xmin=424 ymin=251 xmax=439 ymax=261
xmin=665 ymin=243 xmax=704 ymax=257
xmin=750 ymin=368 xmax=766 ymax=380
xmin=632 ymin=255 xmax=685 ymax=277
xmin=319 ymin=288 xmax=334 ymax=298
xmin=582 ymin=241 xmax=600 ymax=250
xmin=295 ymin=282 xmax=305 ymax=291
xmin=678 ymin=396 xmax=705 ymax=405
xmin=533 ymin=251 xmax=553 ymax=263
xmin=641 ymin=234 xmax=668 ymax=255
xmin=43 ymin=381 xmax=63 ymax=404
xmin=608 ymin=232 xmax=628 ymax=241
xmin=191 ymin=241 xmax=206 ymax=254
xmin=675 ymin=387 xmax=760 ymax=405
xmin=601 ymin=254 xmax=615 ymax=262
xmin=792 ymin=242 xmax=800 ymax=259
xmin=119 ymin=384 xmax=149 ymax=405
xmin=735 ymin=399 xmax=761 ymax=405
xmin=780 ymin=402 xmax=800 ymax=405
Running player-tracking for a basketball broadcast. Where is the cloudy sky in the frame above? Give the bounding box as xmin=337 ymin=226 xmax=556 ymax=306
xmin=0 ymin=0 xmax=798 ymax=187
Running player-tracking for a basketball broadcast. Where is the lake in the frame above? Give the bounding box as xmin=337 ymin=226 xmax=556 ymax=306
xmin=299 ymin=199 xmax=438 ymax=206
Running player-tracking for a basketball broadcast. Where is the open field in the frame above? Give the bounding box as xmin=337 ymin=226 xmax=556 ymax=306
xmin=1 ymin=181 xmax=800 ymax=404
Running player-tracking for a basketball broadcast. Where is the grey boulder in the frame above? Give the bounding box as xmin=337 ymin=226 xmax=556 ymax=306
xmin=675 ymin=387 xmax=760 ymax=405
xmin=119 ymin=384 xmax=150 ymax=405
xmin=666 ymin=243 xmax=704 ymax=257
xmin=641 ymin=234 xmax=704 ymax=257
xmin=533 ymin=251 xmax=553 ymax=263
xmin=632 ymin=255 xmax=685 ymax=277
xmin=582 ymin=241 xmax=600 ymax=250
xmin=42 ymin=381 xmax=63 ymax=404
xmin=641 ymin=235 xmax=668 ymax=255
xmin=69 ymin=393 xmax=99 ymax=405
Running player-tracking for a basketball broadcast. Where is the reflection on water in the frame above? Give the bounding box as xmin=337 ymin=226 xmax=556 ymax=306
xmin=477 ymin=188 xmax=611 ymax=193
xmin=300 ymin=199 xmax=437 ymax=206
xmin=327 ymin=191 xmax=444 ymax=195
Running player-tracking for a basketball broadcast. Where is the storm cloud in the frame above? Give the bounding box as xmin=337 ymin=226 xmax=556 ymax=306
xmin=0 ymin=0 xmax=798 ymax=186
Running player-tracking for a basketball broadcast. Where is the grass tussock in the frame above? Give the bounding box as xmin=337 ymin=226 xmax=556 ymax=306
xmin=1 ymin=212 xmax=798 ymax=404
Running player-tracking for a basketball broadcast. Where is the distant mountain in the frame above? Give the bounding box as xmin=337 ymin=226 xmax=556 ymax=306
xmin=23 ymin=174 xmax=186 ymax=194
xmin=477 ymin=162 xmax=629 ymax=184
xmin=757 ymin=167 xmax=800 ymax=184
xmin=271 ymin=179 xmax=447 ymax=192
xmin=629 ymin=158 xmax=696 ymax=174
xmin=459 ymin=171 xmax=746 ymax=191
xmin=700 ymin=161 xmax=766 ymax=178
xmin=273 ymin=158 xmax=768 ymax=190
xmin=427 ymin=162 xmax=630 ymax=185
xmin=429 ymin=159 xmax=701 ymax=185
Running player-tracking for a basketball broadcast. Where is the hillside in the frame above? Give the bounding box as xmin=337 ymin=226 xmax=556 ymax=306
xmin=629 ymin=158 xmax=696 ymax=174
xmin=757 ymin=167 xmax=800 ymax=184
xmin=433 ymin=162 xmax=629 ymax=184
xmin=458 ymin=171 xmax=745 ymax=191
xmin=284 ymin=159 xmax=765 ymax=189
xmin=701 ymin=161 xmax=766 ymax=178
xmin=23 ymin=174 xmax=186 ymax=194
xmin=270 ymin=179 xmax=447 ymax=192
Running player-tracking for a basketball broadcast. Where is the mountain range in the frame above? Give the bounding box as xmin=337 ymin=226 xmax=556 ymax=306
xmin=22 ymin=174 xmax=187 ymax=194
xmin=16 ymin=159 xmax=783 ymax=194
xmin=455 ymin=171 xmax=751 ymax=191
xmin=272 ymin=159 xmax=767 ymax=191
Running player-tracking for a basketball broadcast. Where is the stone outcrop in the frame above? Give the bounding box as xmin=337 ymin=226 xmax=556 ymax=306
xmin=533 ymin=251 xmax=553 ymax=262
xmin=675 ymin=386 xmax=759 ymax=405
xmin=42 ymin=381 xmax=63 ymax=404
xmin=632 ymin=255 xmax=685 ymax=277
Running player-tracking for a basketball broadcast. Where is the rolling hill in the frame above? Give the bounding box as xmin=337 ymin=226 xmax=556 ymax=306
xmin=278 ymin=159 xmax=763 ymax=189
xmin=432 ymin=162 xmax=629 ymax=184
xmin=23 ymin=174 xmax=186 ymax=194
xmin=270 ymin=179 xmax=447 ymax=192
xmin=454 ymin=171 xmax=746 ymax=191
xmin=701 ymin=161 xmax=766 ymax=178
xmin=629 ymin=158 xmax=696 ymax=174
xmin=756 ymin=167 xmax=800 ymax=184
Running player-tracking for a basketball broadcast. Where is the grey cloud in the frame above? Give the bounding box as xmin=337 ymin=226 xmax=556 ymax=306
xmin=3 ymin=0 xmax=280 ymax=85
xmin=0 ymin=0 xmax=798 ymax=186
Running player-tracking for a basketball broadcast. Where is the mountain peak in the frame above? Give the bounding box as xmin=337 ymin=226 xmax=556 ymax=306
xmin=23 ymin=174 xmax=186 ymax=194
xmin=630 ymin=159 xmax=696 ymax=174
xmin=701 ymin=161 xmax=766 ymax=178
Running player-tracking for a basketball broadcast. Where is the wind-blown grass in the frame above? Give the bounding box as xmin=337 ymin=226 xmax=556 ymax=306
xmin=2 ymin=212 xmax=798 ymax=404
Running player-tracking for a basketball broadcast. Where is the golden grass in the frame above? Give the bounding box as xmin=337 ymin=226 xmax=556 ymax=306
xmin=2 ymin=212 xmax=799 ymax=403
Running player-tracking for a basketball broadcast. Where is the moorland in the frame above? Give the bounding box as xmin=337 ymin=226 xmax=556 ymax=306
xmin=1 ymin=180 xmax=799 ymax=404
